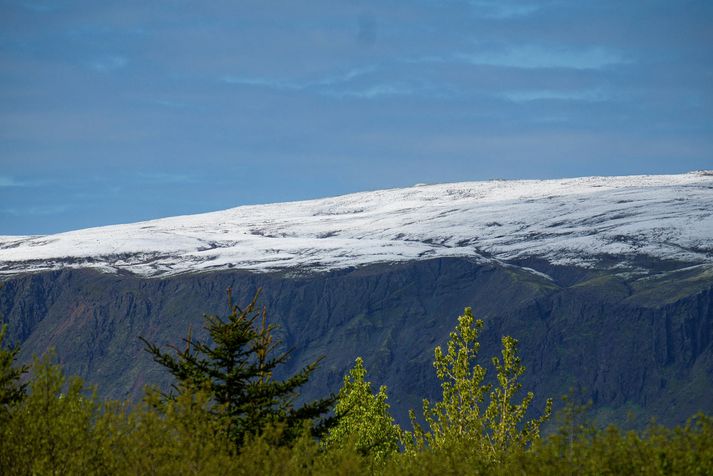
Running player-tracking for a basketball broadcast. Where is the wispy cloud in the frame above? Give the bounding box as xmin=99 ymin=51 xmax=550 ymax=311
xmin=466 ymin=1 xmax=542 ymax=19
xmin=2 ymin=205 xmax=70 ymax=216
xmin=407 ymin=45 xmax=627 ymax=70
xmin=19 ymin=1 xmax=58 ymax=13
xmin=222 ymin=66 xmax=454 ymax=100
xmin=148 ymin=98 xmax=189 ymax=109
xmin=221 ymin=65 xmax=377 ymax=92
xmin=90 ymin=56 xmax=128 ymax=72
xmin=454 ymin=46 xmax=627 ymax=70
xmin=501 ymin=89 xmax=609 ymax=103
xmin=221 ymin=76 xmax=298 ymax=90
xmin=0 ymin=176 xmax=22 ymax=187
xmin=137 ymin=172 xmax=199 ymax=185
xmin=0 ymin=176 xmax=51 ymax=187
xmin=325 ymin=84 xmax=419 ymax=99
xmin=325 ymin=81 xmax=458 ymax=100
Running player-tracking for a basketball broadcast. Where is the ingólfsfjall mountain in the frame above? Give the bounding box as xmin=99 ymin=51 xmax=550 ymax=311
xmin=1 ymin=172 xmax=712 ymax=426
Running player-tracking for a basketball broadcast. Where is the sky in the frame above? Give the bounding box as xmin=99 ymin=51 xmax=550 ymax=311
xmin=0 ymin=1 xmax=712 ymax=235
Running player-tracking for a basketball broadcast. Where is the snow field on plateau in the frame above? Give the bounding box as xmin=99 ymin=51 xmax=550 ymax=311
xmin=1 ymin=172 xmax=712 ymax=277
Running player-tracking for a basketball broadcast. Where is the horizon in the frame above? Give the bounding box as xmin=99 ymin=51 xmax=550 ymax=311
xmin=2 ymin=1 xmax=712 ymax=235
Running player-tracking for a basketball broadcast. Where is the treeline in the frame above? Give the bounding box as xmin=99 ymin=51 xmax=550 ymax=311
xmin=0 ymin=292 xmax=711 ymax=475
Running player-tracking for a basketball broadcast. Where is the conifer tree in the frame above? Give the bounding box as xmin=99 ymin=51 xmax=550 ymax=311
xmin=141 ymin=289 xmax=335 ymax=448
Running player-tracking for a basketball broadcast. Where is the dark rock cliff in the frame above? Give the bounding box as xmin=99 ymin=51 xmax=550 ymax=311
xmin=1 ymin=257 xmax=711 ymax=426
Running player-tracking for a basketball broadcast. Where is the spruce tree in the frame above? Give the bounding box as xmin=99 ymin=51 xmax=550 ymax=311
xmin=141 ymin=289 xmax=335 ymax=448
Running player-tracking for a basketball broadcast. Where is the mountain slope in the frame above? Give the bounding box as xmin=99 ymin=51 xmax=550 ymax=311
xmin=1 ymin=172 xmax=712 ymax=427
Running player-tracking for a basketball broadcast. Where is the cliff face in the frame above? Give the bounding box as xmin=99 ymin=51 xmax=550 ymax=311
xmin=1 ymin=257 xmax=711 ymax=426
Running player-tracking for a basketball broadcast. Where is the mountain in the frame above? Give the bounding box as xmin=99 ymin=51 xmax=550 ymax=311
xmin=1 ymin=172 xmax=712 ymax=426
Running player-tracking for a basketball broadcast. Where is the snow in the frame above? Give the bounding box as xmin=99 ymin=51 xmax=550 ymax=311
xmin=1 ymin=172 xmax=712 ymax=277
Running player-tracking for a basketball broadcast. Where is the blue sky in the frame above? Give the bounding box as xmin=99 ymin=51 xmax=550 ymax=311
xmin=1 ymin=0 xmax=711 ymax=235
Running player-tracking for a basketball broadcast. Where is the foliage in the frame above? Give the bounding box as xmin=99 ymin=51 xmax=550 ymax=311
xmin=0 ymin=323 xmax=28 ymax=420
xmin=0 ymin=299 xmax=710 ymax=475
xmin=1 ymin=355 xmax=710 ymax=476
xmin=484 ymin=335 xmax=552 ymax=450
xmin=0 ymin=354 xmax=113 ymax=475
xmin=322 ymin=357 xmax=401 ymax=465
xmin=382 ymin=413 xmax=713 ymax=475
xmin=141 ymin=289 xmax=335 ymax=448
xmin=407 ymin=307 xmax=552 ymax=461
xmin=116 ymin=385 xmax=236 ymax=474
xmin=0 ymin=354 xmax=243 ymax=475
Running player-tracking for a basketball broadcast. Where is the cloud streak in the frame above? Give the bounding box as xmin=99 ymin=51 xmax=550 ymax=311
xmin=0 ymin=176 xmax=23 ymax=187
xmin=409 ymin=45 xmax=628 ymax=70
xmin=18 ymin=1 xmax=58 ymax=13
xmin=90 ymin=56 xmax=128 ymax=72
xmin=1 ymin=205 xmax=70 ymax=216
xmin=0 ymin=176 xmax=52 ymax=188
xmin=466 ymin=1 xmax=542 ymax=19
xmin=501 ymin=89 xmax=609 ymax=103
xmin=221 ymin=65 xmax=377 ymax=93
xmin=136 ymin=172 xmax=199 ymax=185
xmin=325 ymin=83 xmax=420 ymax=99
xmin=222 ymin=65 xmax=458 ymax=100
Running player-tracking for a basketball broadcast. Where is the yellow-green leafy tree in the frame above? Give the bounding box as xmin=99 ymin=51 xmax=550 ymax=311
xmin=323 ymin=357 xmax=401 ymax=465
xmin=407 ymin=307 xmax=552 ymax=462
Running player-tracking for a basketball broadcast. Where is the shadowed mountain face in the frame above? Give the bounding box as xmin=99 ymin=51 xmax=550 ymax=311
xmin=1 ymin=257 xmax=711 ymax=427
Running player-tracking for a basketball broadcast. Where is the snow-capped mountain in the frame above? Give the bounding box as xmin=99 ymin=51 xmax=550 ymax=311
xmin=1 ymin=172 xmax=712 ymax=277
xmin=3 ymin=172 xmax=713 ymax=427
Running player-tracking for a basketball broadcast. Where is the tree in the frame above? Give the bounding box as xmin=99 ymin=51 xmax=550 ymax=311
xmin=141 ymin=289 xmax=335 ymax=448
xmin=0 ymin=353 xmax=119 ymax=475
xmin=0 ymin=323 xmax=27 ymax=419
xmin=485 ymin=335 xmax=553 ymax=451
xmin=408 ymin=307 xmax=552 ymax=460
xmin=322 ymin=357 xmax=401 ymax=465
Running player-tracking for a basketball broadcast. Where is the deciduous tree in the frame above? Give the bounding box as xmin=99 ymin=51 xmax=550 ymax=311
xmin=323 ymin=357 xmax=401 ymax=464
xmin=407 ymin=307 xmax=552 ymax=461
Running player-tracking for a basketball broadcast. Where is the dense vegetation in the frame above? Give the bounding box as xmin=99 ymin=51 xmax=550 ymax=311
xmin=0 ymin=294 xmax=711 ymax=475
